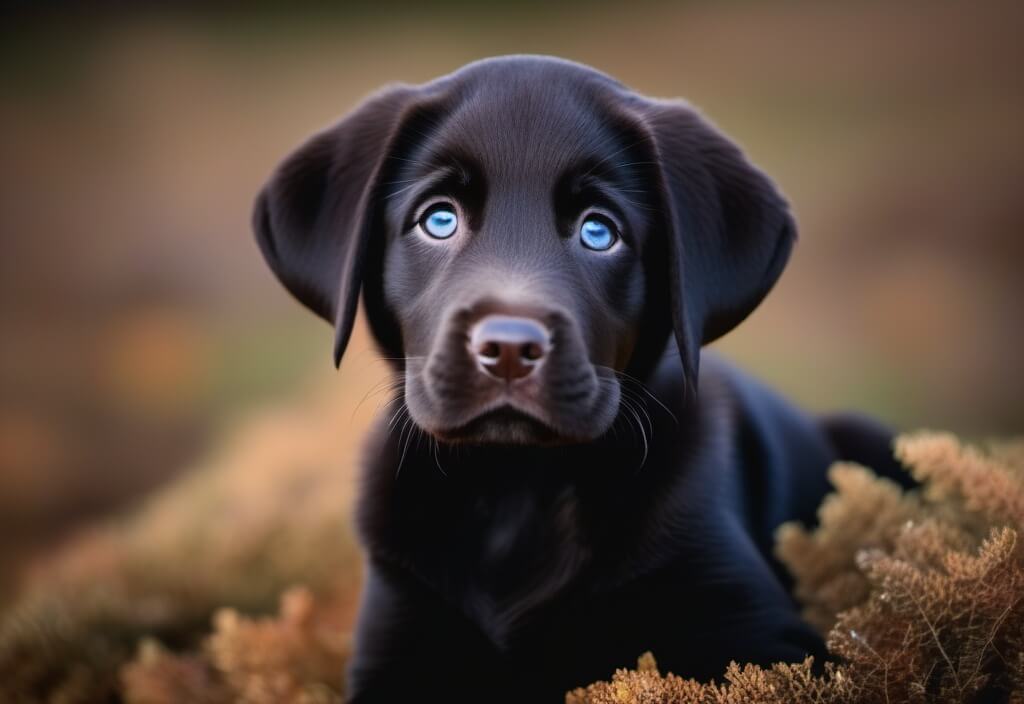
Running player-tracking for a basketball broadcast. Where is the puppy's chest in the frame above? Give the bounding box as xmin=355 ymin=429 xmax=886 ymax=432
xmin=473 ymin=488 xmax=582 ymax=583
xmin=404 ymin=481 xmax=592 ymax=647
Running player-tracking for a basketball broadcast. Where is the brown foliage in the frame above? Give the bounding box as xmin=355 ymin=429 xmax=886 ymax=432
xmin=2 ymin=430 xmax=1022 ymax=703
xmin=120 ymin=587 xmax=350 ymax=704
xmin=567 ymin=653 xmax=854 ymax=704
xmin=0 ymin=385 xmax=366 ymax=703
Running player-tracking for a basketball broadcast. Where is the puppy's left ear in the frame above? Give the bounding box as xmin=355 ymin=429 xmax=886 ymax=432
xmin=253 ymin=85 xmax=419 ymax=366
xmin=639 ymin=100 xmax=796 ymax=389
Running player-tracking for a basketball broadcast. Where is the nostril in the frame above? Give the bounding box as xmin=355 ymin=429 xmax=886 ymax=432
xmin=520 ymin=342 xmax=544 ymax=362
xmin=479 ymin=341 xmax=502 ymax=360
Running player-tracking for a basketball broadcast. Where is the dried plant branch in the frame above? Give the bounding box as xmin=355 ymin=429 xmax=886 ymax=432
xmin=2 ymin=431 xmax=1022 ymax=703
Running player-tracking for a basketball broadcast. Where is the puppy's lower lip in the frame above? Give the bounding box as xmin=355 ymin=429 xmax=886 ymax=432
xmin=433 ymin=405 xmax=559 ymax=443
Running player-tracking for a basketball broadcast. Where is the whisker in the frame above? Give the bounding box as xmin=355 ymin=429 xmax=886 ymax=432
xmin=383 ymin=180 xmax=424 ymax=202
xmin=620 ymin=390 xmax=655 ymax=440
xmin=606 ymin=368 xmax=678 ymax=426
xmin=352 ymin=374 xmax=406 ymax=421
xmin=616 ymin=397 xmax=646 ymax=469
xmin=432 ymin=437 xmax=448 ymax=474
xmin=395 ymin=415 xmax=416 ymax=478
xmin=598 ymin=376 xmax=653 ymax=469
xmin=380 ymin=177 xmax=421 ymax=188
xmin=614 ymin=394 xmax=641 ymax=446
xmin=620 ymin=398 xmax=650 ymax=470
xmin=385 ymin=154 xmax=436 ymax=168
xmin=580 ymin=135 xmax=657 ymax=180
xmin=432 ymin=437 xmax=448 ymax=477
xmin=596 ymin=159 xmax=658 ymax=172
xmin=373 ymin=393 xmax=405 ymax=417
xmin=387 ymin=404 xmax=409 ymax=431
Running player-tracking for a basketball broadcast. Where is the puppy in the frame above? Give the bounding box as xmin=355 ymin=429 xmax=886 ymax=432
xmin=254 ymin=55 xmax=905 ymax=702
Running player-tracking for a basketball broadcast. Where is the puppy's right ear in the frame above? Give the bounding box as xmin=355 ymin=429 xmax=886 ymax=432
xmin=253 ymin=85 xmax=418 ymax=366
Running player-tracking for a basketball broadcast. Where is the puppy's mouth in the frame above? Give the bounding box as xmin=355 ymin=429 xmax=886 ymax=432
xmin=432 ymin=405 xmax=563 ymax=445
xmin=401 ymin=303 xmax=622 ymax=446
xmin=405 ymin=366 xmax=621 ymax=447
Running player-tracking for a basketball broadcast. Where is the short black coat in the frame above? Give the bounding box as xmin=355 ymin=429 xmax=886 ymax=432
xmin=252 ymin=56 xmax=910 ymax=702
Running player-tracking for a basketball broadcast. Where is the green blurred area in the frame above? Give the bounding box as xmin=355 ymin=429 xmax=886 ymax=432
xmin=1 ymin=0 xmax=1022 ymax=580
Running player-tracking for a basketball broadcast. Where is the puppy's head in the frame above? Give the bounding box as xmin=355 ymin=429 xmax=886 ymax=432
xmin=254 ymin=56 xmax=794 ymax=445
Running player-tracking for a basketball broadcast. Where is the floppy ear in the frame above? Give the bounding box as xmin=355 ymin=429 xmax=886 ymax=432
xmin=640 ymin=100 xmax=796 ymax=390
xmin=253 ymin=85 xmax=418 ymax=366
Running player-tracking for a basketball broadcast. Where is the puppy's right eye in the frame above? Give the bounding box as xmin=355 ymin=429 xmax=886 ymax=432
xmin=418 ymin=204 xmax=458 ymax=239
xmin=579 ymin=215 xmax=618 ymax=251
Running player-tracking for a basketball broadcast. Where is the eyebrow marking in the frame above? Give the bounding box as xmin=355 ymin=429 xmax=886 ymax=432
xmin=571 ymin=158 xmax=658 ymax=214
xmin=383 ymin=166 xmax=455 ymax=203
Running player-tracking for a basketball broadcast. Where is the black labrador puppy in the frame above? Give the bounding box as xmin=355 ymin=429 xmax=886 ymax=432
xmin=254 ymin=55 xmax=904 ymax=702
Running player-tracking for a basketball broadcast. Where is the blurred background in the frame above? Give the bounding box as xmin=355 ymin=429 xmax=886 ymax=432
xmin=1 ymin=0 xmax=1022 ymax=596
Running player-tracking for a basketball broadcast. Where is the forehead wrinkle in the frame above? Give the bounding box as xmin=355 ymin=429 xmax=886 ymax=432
xmin=441 ymin=82 xmax=605 ymax=186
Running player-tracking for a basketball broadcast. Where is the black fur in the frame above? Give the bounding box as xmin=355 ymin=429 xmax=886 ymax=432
xmin=253 ymin=56 xmax=909 ymax=702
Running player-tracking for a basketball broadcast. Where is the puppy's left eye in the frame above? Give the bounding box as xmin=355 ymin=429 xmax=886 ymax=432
xmin=579 ymin=216 xmax=618 ymax=251
xmin=419 ymin=204 xmax=458 ymax=239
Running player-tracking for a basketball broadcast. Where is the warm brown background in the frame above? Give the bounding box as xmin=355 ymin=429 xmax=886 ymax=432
xmin=2 ymin=1 xmax=1022 ymax=592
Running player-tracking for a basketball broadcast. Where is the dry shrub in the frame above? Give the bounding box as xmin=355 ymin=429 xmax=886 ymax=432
xmin=3 ymin=425 xmax=1023 ymax=703
xmin=120 ymin=587 xmax=350 ymax=704
xmin=572 ymin=432 xmax=1024 ymax=703
xmin=567 ymin=653 xmax=854 ymax=704
xmin=0 ymin=379 xmax=370 ymax=703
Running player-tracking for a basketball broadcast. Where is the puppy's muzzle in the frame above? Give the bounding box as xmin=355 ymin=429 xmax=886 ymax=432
xmin=470 ymin=315 xmax=551 ymax=382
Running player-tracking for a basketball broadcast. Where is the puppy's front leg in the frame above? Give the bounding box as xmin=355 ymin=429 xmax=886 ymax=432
xmin=346 ymin=559 xmax=500 ymax=702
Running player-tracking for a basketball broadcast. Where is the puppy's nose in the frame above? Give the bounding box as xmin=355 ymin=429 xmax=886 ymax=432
xmin=470 ymin=315 xmax=550 ymax=381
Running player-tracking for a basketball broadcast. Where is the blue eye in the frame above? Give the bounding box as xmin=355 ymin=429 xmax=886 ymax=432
xmin=420 ymin=205 xmax=458 ymax=239
xmin=579 ymin=216 xmax=617 ymax=251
